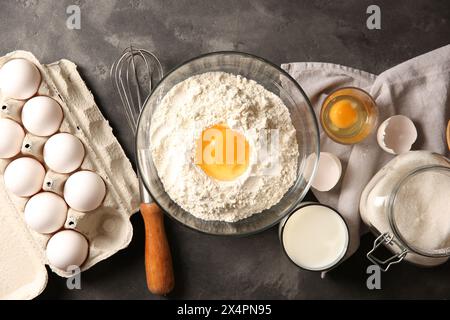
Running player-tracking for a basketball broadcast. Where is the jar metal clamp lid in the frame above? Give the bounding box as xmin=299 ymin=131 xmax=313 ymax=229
xmin=366 ymin=165 xmax=450 ymax=271
xmin=367 ymin=233 xmax=408 ymax=272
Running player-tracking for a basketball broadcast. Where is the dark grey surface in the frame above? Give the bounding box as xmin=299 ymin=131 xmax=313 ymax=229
xmin=1 ymin=0 xmax=450 ymax=299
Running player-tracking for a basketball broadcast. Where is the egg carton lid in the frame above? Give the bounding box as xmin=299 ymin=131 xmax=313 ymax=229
xmin=0 ymin=51 xmax=140 ymax=299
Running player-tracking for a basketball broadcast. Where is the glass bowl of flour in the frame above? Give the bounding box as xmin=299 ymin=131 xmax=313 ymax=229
xmin=136 ymin=52 xmax=319 ymax=235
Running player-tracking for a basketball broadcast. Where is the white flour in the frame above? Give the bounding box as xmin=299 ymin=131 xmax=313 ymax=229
xmin=150 ymin=72 xmax=298 ymax=222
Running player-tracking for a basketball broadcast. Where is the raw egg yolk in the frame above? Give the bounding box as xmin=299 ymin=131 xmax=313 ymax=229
xmin=195 ymin=123 xmax=249 ymax=181
xmin=329 ymin=99 xmax=358 ymax=129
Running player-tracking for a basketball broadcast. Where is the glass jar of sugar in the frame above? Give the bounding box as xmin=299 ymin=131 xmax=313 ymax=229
xmin=360 ymin=151 xmax=450 ymax=270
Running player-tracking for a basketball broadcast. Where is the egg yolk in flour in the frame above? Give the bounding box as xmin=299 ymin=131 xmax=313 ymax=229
xmin=195 ymin=123 xmax=250 ymax=181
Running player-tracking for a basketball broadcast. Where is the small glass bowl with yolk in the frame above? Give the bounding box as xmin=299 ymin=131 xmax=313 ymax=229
xmin=320 ymin=87 xmax=378 ymax=144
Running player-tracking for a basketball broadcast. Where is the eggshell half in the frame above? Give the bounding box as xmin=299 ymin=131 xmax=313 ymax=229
xmin=0 ymin=118 xmax=25 ymax=158
xmin=0 ymin=59 xmax=41 ymax=100
xmin=22 ymin=96 xmax=63 ymax=137
xmin=24 ymin=192 xmax=68 ymax=234
xmin=304 ymin=152 xmax=342 ymax=192
xmin=4 ymin=157 xmax=45 ymax=197
xmin=377 ymin=115 xmax=417 ymax=155
xmin=46 ymin=230 xmax=89 ymax=271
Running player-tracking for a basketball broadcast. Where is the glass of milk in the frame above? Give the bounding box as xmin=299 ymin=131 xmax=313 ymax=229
xmin=279 ymin=202 xmax=349 ymax=271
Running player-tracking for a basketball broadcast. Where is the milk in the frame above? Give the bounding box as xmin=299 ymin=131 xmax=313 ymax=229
xmin=280 ymin=204 xmax=349 ymax=271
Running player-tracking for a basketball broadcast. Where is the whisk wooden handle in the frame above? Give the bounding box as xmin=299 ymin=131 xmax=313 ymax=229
xmin=140 ymin=202 xmax=175 ymax=295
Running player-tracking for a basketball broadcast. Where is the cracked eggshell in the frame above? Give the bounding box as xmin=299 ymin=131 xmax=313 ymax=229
xmin=377 ymin=115 xmax=417 ymax=155
xmin=304 ymin=152 xmax=342 ymax=192
xmin=0 ymin=59 xmax=41 ymax=100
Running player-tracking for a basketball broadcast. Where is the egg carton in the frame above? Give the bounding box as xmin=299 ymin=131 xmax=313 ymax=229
xmin=0 ymin=51 xmax=140 ymax=299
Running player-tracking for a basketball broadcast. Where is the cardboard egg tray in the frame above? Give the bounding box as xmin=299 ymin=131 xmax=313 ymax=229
xmin=0 ymin=51 xmax=140 ymax=299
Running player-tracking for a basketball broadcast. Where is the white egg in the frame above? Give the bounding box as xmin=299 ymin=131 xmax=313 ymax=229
xmin=43 ymin=133 xmax=85 ymax=173
xmin=0 ymin=118 xmax=25 ymax=158
xmin=377 ymin=115 xmax=417 ymax=155
xmin=24 ymin=192 xmax=68 ymax=234
xmin=4 ymin=157 xmax=45 ymax=197
xmin=64 ymin=171 xmax=106 ymax=212
xmin=46 ymin=230 xmax=89 ymax=270
xmin=0 ymin=59 xmax=41 ymax=100
xmin=21 ymin=96 xmax=63 ymax=136
xmin=304 ymin=152 xmax=342 ymax=192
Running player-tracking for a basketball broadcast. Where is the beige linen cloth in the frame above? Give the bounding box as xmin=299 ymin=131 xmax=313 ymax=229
xmin=282 ymin=45 xmax=450 ymax=258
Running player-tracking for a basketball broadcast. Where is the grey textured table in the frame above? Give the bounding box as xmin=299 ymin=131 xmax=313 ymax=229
xmin=2 ymin=0 xmax=450 ymax=299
